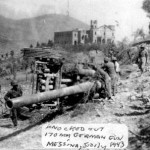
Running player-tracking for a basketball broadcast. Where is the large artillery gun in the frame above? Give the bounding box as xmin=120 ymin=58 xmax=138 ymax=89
xmin=6 ymin=56 xmax=99 ymax=109
xmin=6 ymin=82 xmax=95 ymax=109
xmin=6 ymin=48 xmax=101 ymax=120
xmin=7 ymin=56 xmax=98 ymax=107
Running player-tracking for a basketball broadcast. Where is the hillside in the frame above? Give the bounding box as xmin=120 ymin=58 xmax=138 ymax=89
xmin=0 ymin=14 xmax=89 ymax=54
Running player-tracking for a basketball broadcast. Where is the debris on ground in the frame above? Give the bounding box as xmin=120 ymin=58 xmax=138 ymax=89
xmin=0 ymin=62 xmax=150 ymax=150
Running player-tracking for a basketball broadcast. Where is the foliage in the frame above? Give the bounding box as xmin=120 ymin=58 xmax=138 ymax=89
xmin=142 ymin=0 xmax=150 ymax=14
xmin=5 ymin=53 xmax=8 ymax=58
xmin=30 ymin=44 xmax=33 ymax=48
xmin=21 ymin=57 xmax=34 ymax=71
xmin=36 ymin=42 xmax=40 ymax=48
xmin=117 ymin=37 xmax=129 ymax=50
xmin=10 ymin=50 xmax=14 ymax=57
xmin=115 ymin=37 xmax=130 ymax=62
xmin=47 ymin=40 xmax=53 ymax=47
xmin=61 ymin=42 xmax=117 ymax=56
xmin=35 ymin=39 xmax=54 ymax=48
xmin=132 ymin=28 xmax=145 ymax=41
xmin=41 ymin=42 xmax=47 ymax=47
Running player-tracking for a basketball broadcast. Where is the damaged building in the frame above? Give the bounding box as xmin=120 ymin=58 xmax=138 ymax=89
xmin=54 ymin=20 xmax=115 ymax=45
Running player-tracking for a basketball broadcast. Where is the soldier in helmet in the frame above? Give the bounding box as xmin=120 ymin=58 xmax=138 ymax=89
xmin=112 ymin=57 xmax=120 ymax=80
xmin=4 ymin=80 xmax=23 ymax=127
xmin=90 ymin=63 xmax=113 ymax=101
xmin=102 ymin=57 xmax=117 ymax=96
xmin=137 ymin=45 xmax=149 ymax=74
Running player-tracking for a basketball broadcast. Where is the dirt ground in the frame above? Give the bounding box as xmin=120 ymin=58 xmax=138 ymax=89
xmin=0 ymin=64 xmax=150 ymax=150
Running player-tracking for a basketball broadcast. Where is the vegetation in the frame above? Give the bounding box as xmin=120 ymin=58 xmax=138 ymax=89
xmin=62 ymin=42 xmax=117 ymax=56
xmin=142 ymin=0 xmax=150 ymax=14
xmin=132 ymin=28 xmax=145 ymax=41
xmin=0 ymin=36 xmax=132 ymax=78
xmin=36 ymin=42 xmax=40 ymax=48
xmin=30 ymin=44 xmax=33 ymax=48
xmin=35 ymin=39 xmax=54 ymax=48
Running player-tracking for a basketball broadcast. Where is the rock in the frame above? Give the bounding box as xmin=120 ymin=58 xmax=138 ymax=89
xmin=142 ymin=92 xmax=149 ymax=97
xmin=135 ymin=93 xmax=141 ymax=97
xmin=142 ymin=79 xmax=149 ymax=83
xmin=141 ymin=143 xmax=148 ymax=150
xmin=132 ymin=64 xmax=137 ymax=67
xmin=130 ymin=95 xmax=136 ymax=101
xmin=129 ymin=72 xmax=139 ymax=79
xmin=119 ymin=103 xmax=124 ymax=108
xmin=118 ymin=82 xmax=123 ymax=86
xmin=136 ymin=140 xmax=142 ymax=148
xmin=124 ymin=88 xmax=129 ymax=92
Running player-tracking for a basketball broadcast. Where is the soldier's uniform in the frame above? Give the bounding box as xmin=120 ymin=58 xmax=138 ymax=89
xmin=102 ymin=57 xmax=117 ymax=96
xmin=138 ymin=46 xmax=149 ymax=73
xmin=94 ymin=67 xmax=112 ymax=99
xmin=112 ymin=57 xmax=120 ymax=82
xmin=4 ymin=80 xmax=22 ymax=126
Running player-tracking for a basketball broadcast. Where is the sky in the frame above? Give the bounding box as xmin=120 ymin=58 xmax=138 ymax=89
xmin=0 ymin=0 xmax=149 ymax=41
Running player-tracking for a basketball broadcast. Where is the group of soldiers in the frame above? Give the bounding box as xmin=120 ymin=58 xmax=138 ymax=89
xmin=136 ymin=45 xmax=149 ymax=74
xmin=90 ymin=56 xmax=120 ymax=101
xmin=3 ymin=44 xmax=149 ymax=127
xmin=4 ymin=80 xmax=23 ymax=126
xmin=4 ymin=56 xmax=120 ymax=127
xmin=128 ymin=45 xmax=149 ymax=74
xmin=89 ymin=44 xmax=149 ymax=101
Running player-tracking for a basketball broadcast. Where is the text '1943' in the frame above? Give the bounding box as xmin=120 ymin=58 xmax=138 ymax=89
xmin=42 ymin=124 xmax=128 ymax=150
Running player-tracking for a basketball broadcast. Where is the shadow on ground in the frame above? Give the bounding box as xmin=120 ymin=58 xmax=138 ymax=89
xmin=115 ymin=110 xmax=150 ymax=117
xmin=0 ymin=110 xmax=62 ymax=142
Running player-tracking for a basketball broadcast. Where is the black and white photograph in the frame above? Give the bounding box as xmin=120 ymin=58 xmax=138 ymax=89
xmin=0 ymin=0 xmax=150 ymax=149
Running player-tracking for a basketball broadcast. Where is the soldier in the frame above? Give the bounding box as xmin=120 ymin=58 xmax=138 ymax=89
xmin=4 ymin=80 xmax=23 ymax=127
xmin=137 ymin=45 xmax=149 ymax=74
xmin=112 ymin=57 xmax=120 ymax=81
xmin=90 ymin=64 xmax=113 ymax=101
xmin=102 ymin=57 xmax=117 ymax=96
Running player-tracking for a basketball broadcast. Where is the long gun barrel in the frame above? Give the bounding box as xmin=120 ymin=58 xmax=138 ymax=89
xmin=78 ymin=65 xmax=95 ymax=76
xmin=6 ymin=82 xmax=95 ymax=109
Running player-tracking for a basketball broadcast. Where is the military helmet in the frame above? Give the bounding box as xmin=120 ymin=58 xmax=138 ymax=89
xmin=140 ymin=44 xmax=145 ymax=50
xmin=112 ymin=57 xmax=117 ymax=61
xmin=140 ymin=46 xmax=145 ymax=49
xmin=10 ymin=80 xmax=18 ymax=86
xmin=104 ymin=57 xmax=110 ymax=62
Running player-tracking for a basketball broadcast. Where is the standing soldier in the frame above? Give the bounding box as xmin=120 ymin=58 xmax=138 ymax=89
xmin=4 ymin=80 xmax=23 ymax=127
xmin=127 ymin=48 xmax=132 ymax=63
xmin=90 ymin=64 xmax=113 ymax=101
xmin=112 ymin=57 xmax=120 ymax=81
xmin=137 ymin=45 xmax=149 ymax=74
xmin=102 ymin=57 xmax=117 ymax=96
